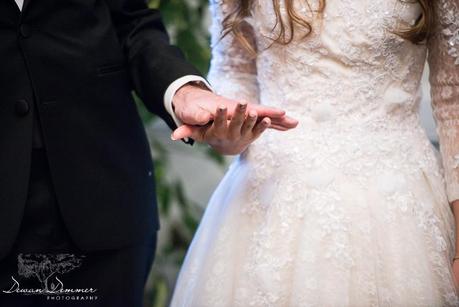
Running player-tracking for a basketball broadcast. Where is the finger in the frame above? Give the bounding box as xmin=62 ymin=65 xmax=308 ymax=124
xmin=197 ymin=97 xmax=233 ymax=118
xmin=252 ymin=117 xmax=271 ymax=138
xmin=268 ymin=115 xmax=299 ymax=129
xmin=223 ymin=99 xmax=248 ymax=119
xmin=249 ymin=105 xmax=286 ymax=119
xmin=268 ymin=124 xmax=289 ymax=131
xmin=213 ymin=105 xmax=228 ymax=137
xmin=171 ymin=125 xmax=206 ymax=142
xmin=241 ymin=110 xmax=258 ymax=136
xmin=228 ymin=102 xmax=248 ymax=138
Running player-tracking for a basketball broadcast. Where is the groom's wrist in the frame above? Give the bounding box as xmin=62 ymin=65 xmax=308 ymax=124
xmin=173 ymin=82 xmax=211 ymax=110
xmin=164 ymin=76 xmax=212 ymax=123
xmin=163 ymin=76 xmax=212 ymax=144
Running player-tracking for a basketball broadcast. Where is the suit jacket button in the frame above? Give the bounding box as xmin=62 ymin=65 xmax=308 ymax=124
xmin=15 ymin=99 xmax=30 ymax=116
xmin=19 ymin=24 xmax=32 ymax=38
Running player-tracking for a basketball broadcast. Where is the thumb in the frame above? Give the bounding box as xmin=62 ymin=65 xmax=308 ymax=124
xmin=171 ymin=125 xmax=204 ymax=142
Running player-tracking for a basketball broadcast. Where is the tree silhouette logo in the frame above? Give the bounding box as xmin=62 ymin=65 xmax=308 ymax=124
xmin=17 ymin=253 xmax=83 ymax=293
xmin=0 ymin=253 xmax=84 ymax=295
xmin=2 ymin=253 xmax=98 ymax=299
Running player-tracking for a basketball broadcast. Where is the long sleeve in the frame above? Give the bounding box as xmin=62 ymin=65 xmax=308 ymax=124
xmin=104 ymin=0 xmax=203 ymax=132
xmin=207 ymin=0 xmax=260 ymax=104
xmin=427 ymin=0 xmax=459 ymax=204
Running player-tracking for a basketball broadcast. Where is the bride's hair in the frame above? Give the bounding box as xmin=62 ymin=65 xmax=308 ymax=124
xmin=221 ymin=0 xmax=433 ymax=55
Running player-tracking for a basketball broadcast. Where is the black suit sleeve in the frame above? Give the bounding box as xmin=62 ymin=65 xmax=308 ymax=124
xmin=104 ymin=0 xmax=203 ymax=133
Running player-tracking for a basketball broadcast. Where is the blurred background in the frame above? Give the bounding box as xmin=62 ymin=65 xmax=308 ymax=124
xmin=141 ymin=1 xmax=228 ymax=307
xmin=140 ymin=1 xmax=439 ymax=306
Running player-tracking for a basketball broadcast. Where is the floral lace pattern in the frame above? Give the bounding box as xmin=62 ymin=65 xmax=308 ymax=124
xmin=439 ymin=0 xmax=459 ymax=65
xmin=428 ymin=0 xmax=459 ymax=204
xmin=171 ymin=0 xmax=459 ymax=306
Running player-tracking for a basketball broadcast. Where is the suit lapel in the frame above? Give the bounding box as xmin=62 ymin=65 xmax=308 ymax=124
xmin=5 ymin=0 xmax=28 ymax=15
xmin=1 ymin=1 xmax=20 ymax=24
xmin=22 ymin=0 xmax=31 ymax=13
xmin=6 ymin=0 xmax=20 ymax=13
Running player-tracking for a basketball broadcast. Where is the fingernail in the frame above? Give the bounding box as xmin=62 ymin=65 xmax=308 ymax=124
xmin=219 ymin=105 xmax=226 ymax=111
xmin=171 ymin=135 xmax=177 ymax=141
xmin=240 ymin=102 xmax=247 ymax=109
xmin=249 ymin=111 xmax=257 ymax=118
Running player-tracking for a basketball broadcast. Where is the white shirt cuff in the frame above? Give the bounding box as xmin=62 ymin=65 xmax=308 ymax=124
xmin=164 ymin=75 xmax=213 ymax=142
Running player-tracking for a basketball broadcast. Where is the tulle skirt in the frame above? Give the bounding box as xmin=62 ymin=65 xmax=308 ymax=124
xmin=171 ymin=120 xmax=459 ymax=307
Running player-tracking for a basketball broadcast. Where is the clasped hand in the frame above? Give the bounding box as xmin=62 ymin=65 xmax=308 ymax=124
xmin=171 ymin=85 xmax=299 ymax=155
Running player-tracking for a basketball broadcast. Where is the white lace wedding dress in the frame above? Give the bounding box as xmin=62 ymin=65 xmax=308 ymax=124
xmin=171 ymin=0 xmax=459 ymax=306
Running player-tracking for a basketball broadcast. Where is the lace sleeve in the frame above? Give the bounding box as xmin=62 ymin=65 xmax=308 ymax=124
xmin=207 ymin=0 xmax=259 ymax=104
xmin=427 ymin=0 xmax=459 ymax=205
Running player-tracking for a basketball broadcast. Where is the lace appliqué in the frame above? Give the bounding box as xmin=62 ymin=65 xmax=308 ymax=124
xmin=452 ymin=153 xmax=459 ymax=168
xmin=170 ymin=1 xmax=459 ymax=306
xmin=439 ymin=0 xmax=459 ymax=64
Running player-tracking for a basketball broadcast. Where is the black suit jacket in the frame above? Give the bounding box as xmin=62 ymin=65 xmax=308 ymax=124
xmin=0 ymin=0 xmax=201 ymax=259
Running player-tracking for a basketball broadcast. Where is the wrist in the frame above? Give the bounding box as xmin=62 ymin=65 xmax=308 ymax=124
xmin=173 ymin=82 xmax=211 ymax=109
xmin=173 ymin=84 xmax=194 ymax=109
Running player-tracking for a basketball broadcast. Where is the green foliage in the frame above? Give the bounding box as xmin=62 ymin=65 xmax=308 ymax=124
xmin=138 ymin=1 xmax=224 ymax=306
xmin=149 ymin=0 xmax=211 ymax=75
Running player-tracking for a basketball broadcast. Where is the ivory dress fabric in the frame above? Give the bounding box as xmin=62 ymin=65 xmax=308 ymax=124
xmin=171 ymin=0 xmax=459 ymax=305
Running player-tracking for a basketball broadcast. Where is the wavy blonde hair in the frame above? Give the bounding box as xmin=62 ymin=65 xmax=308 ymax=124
xmin=222 ymin=0 xmax=434 ymax=54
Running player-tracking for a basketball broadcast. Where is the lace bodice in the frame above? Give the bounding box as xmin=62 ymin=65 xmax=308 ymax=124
xmin=207 ymin=0 xmax=459 ymax=205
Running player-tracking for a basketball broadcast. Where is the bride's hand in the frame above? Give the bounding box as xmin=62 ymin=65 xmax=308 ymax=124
xmin=171 ymin=102 xmax=270 ymax=155
xmin=172 ymin=84 xmax=298 ymax=130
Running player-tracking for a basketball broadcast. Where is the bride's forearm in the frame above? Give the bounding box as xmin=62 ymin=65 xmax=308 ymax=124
xmin=452 ymin=200 xmax=459 ymax=256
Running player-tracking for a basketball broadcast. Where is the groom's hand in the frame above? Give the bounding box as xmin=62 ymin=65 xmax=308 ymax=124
xmin=172 ymin=102 xmax=271 ymax=155
xmin=171 ymin=84 xmax=299 ymax=132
